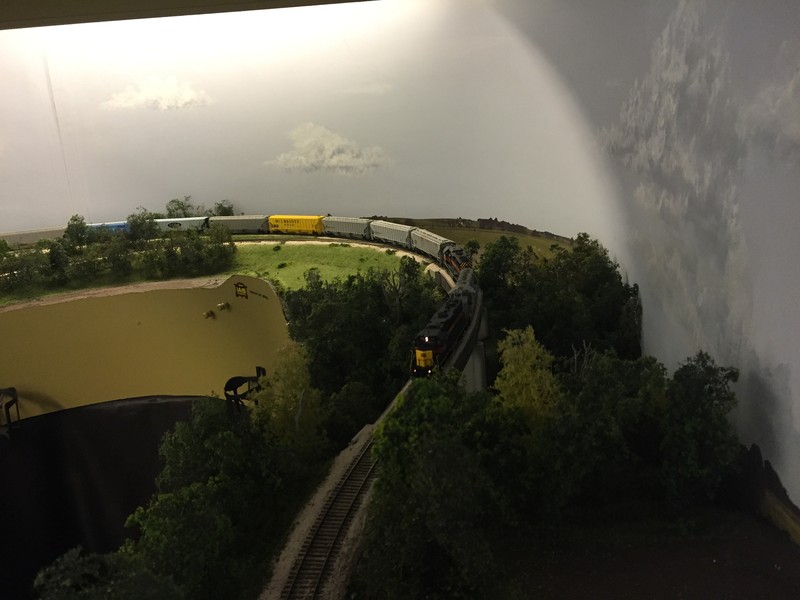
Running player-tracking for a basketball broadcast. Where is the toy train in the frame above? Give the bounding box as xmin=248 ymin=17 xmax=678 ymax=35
xmin=88 ymin=216 xmax=211 ymax=233
xmin=90 ymin=214 xmax=471 ymax=281
xmin=412 ymin=268 xmax=479 ymax=377
xmin=88 ymin=213 xmax=479 ymax=377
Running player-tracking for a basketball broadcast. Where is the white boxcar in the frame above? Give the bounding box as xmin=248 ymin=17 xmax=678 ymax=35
xmin=322 ymin=216 xmax=372 ymax=239
xmin=369 ymin=220 xmax=414 ymax=248
xmin=410 ymin=228 xmax=454 ymax=261
xmin=208 ymin=215 xmax=269 ymax=234
xmin=155 ymin=217 xmax=209 ymax=231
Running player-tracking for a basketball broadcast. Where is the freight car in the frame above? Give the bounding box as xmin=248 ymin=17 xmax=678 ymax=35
xmin=321 ymin=215 xmax=372 ymax=239
xmin=410 ymin=228 xmax=454 ymax=263
xmin=4 ymin=211 xmax=481 ymax=379
xmin=208 ymin=215 xmax=269 ymax=234
xmin=368 ymin=220 xmax=415 ymax=248
xmin=268 ymin=215 xmax=324 ymax=235
xmin=155 ymin=216 xmax=209 ymax=231
xmin=199 ymin=214 xmax=473 ymax=278
xmin=87 ymin=221 xmax=129 ymax=233
xmin=87 ymin=217 xmax=210 ymax=234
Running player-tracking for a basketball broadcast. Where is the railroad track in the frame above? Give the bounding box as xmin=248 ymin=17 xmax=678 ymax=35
xmin=280 ymin=438 xmax=377 ymax=600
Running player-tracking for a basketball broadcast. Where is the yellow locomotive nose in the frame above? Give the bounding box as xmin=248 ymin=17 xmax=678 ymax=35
xmin=415 ymin=349 xmax=434 ymax=369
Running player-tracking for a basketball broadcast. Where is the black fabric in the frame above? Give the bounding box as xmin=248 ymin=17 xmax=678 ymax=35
xmin=0 ymin=396 xmax=198 ymax=599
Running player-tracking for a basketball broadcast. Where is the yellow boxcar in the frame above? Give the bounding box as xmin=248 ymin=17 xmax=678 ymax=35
xmin=268 ymin=215 xmax=324 ymax=235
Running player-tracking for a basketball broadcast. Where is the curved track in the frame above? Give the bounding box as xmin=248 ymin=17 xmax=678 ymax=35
xmin=280 ymin=439 xmax=377 ymax=600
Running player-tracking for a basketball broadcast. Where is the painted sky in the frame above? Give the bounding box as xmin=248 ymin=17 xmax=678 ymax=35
xmin=0 ymin=0 xmax=620 ymax=246
xmin=2 ymin=0 xmax=800 ymax=503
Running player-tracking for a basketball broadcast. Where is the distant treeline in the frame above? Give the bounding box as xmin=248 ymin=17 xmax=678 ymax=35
xmin=0 ymin=211 xmax=236 ymax=296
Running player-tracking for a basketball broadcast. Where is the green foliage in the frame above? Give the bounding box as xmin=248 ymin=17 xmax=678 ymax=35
xmin=252 ymin=343 xmax=329 ymax=468
xmin=478 ymin=233 xmax=641 ymax=370
xmin=494 ymin=326 xmax=561 ymax=425
xmin=0 ymin=213 xmax=235 ymax=299
xmin=323 ymin=381 xmax=379 ymax=448
xmin=33 ymin=547 xmax=181 ymax=600
xmin=66 ymin=244 xmax=105 ymax=284
xmin=492 ymin=328 xmax=740 ymax=517
xmin=555 ymin=351 xmax=669 ymax=506
xmin=284 ymin=258 xmax=439 ymax=402
xmin=360 ymin=340 xmax=743 ymax=595
xmin=105 ymin=236 xmax=133 ymax=280
xmin=0 ymin=246 xmax=48 ymax=291
xmin=475 ymin=235 xmax=531 ymax=297
xmin=661 ymin=351 xmax=740 ymax=508
xmin=124 ymin=482 xmax=236 ymax=599
xmin=63 ymin=214 xmax=89 ymax=248
xmin=361 ymin=378 xmax=501 ymax=598
xmin=464 ymin=238 xmax=480 ymax=257
xmin=123 ymin=395 xmax=308 ymax=599
xmin=165 ymin=196 xmax=196 ymax=218
xmin=492 ymin=328 xmax=581 ymax=518
xmin=211 ymin=199 xmax=235 ymax=216
xmin=126 ymin=207 xmax=160 ymax=244
xmin=45 ymin=239 xmax=69 ymax=286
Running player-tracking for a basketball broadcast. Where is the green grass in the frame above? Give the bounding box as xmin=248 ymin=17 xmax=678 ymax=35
xmin=0 ymin=242 xmax=406 ymax=307
xmin=229 ymin=242 xmax=406 ymax=290
xmin=424 ymin=226 xmax=569 ymax=260
xmin=0 ymin=225 xmax=559 ymax=307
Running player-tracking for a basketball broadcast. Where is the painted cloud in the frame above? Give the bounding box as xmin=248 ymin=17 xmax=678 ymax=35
xmin=602 ymin=0 xmax=749 ymax=365
xmin=270 ymin=122 xmax=387 ymax=175
xmin=745 ymin=41 xmax=800 ymax=164
xmin=102 ymin=77 xmax=212 ymax=111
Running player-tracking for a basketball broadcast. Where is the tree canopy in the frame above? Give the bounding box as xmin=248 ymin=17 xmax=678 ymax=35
xmin=356 ymin=327 xmax=744 ymax=595
xmin=165 ymin=196 xmax=235 ymax=218
xmin=478 ymin=233 xmax=642 ymax=366
xmin=283 ymin=256 xmax=441 ymax=404
xmin=0 ymin=213 xmax=235 ymax=296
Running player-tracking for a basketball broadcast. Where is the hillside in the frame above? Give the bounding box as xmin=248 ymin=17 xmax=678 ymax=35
xmin=387 ymin=216 xmax=572 ymax=259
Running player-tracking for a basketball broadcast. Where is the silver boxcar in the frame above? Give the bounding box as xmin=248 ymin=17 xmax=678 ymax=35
xmin=0 ymin=227 xmax=65 ymax=246
xmin=410 ymin=228 xmax=454 ymax=261
xmin=369 ymin=220 xmax=414 ymax=248
xmin=322 ymin=216 xmax=372 ymax=239
xmin=208 ymin=215 xmax=269 ymax=234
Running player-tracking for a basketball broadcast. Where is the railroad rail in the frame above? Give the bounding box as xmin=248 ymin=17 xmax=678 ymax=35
xmin=268 ymin=278 xmax=484 ymax=600
xmin=279 ymin=439 xmax=377 ymax=599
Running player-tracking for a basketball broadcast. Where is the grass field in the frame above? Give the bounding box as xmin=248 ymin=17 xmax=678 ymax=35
xmin=229 ymin=241 xmax=406 ymax=290
xmin=423 ymin=226 xmax=568 ymax=259
xmin=0 ymin=225 xmax=561 ymax=307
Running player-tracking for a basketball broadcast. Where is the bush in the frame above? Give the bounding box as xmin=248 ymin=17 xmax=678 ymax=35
xmin=33 ymin=547 xmax=180 ymax=600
